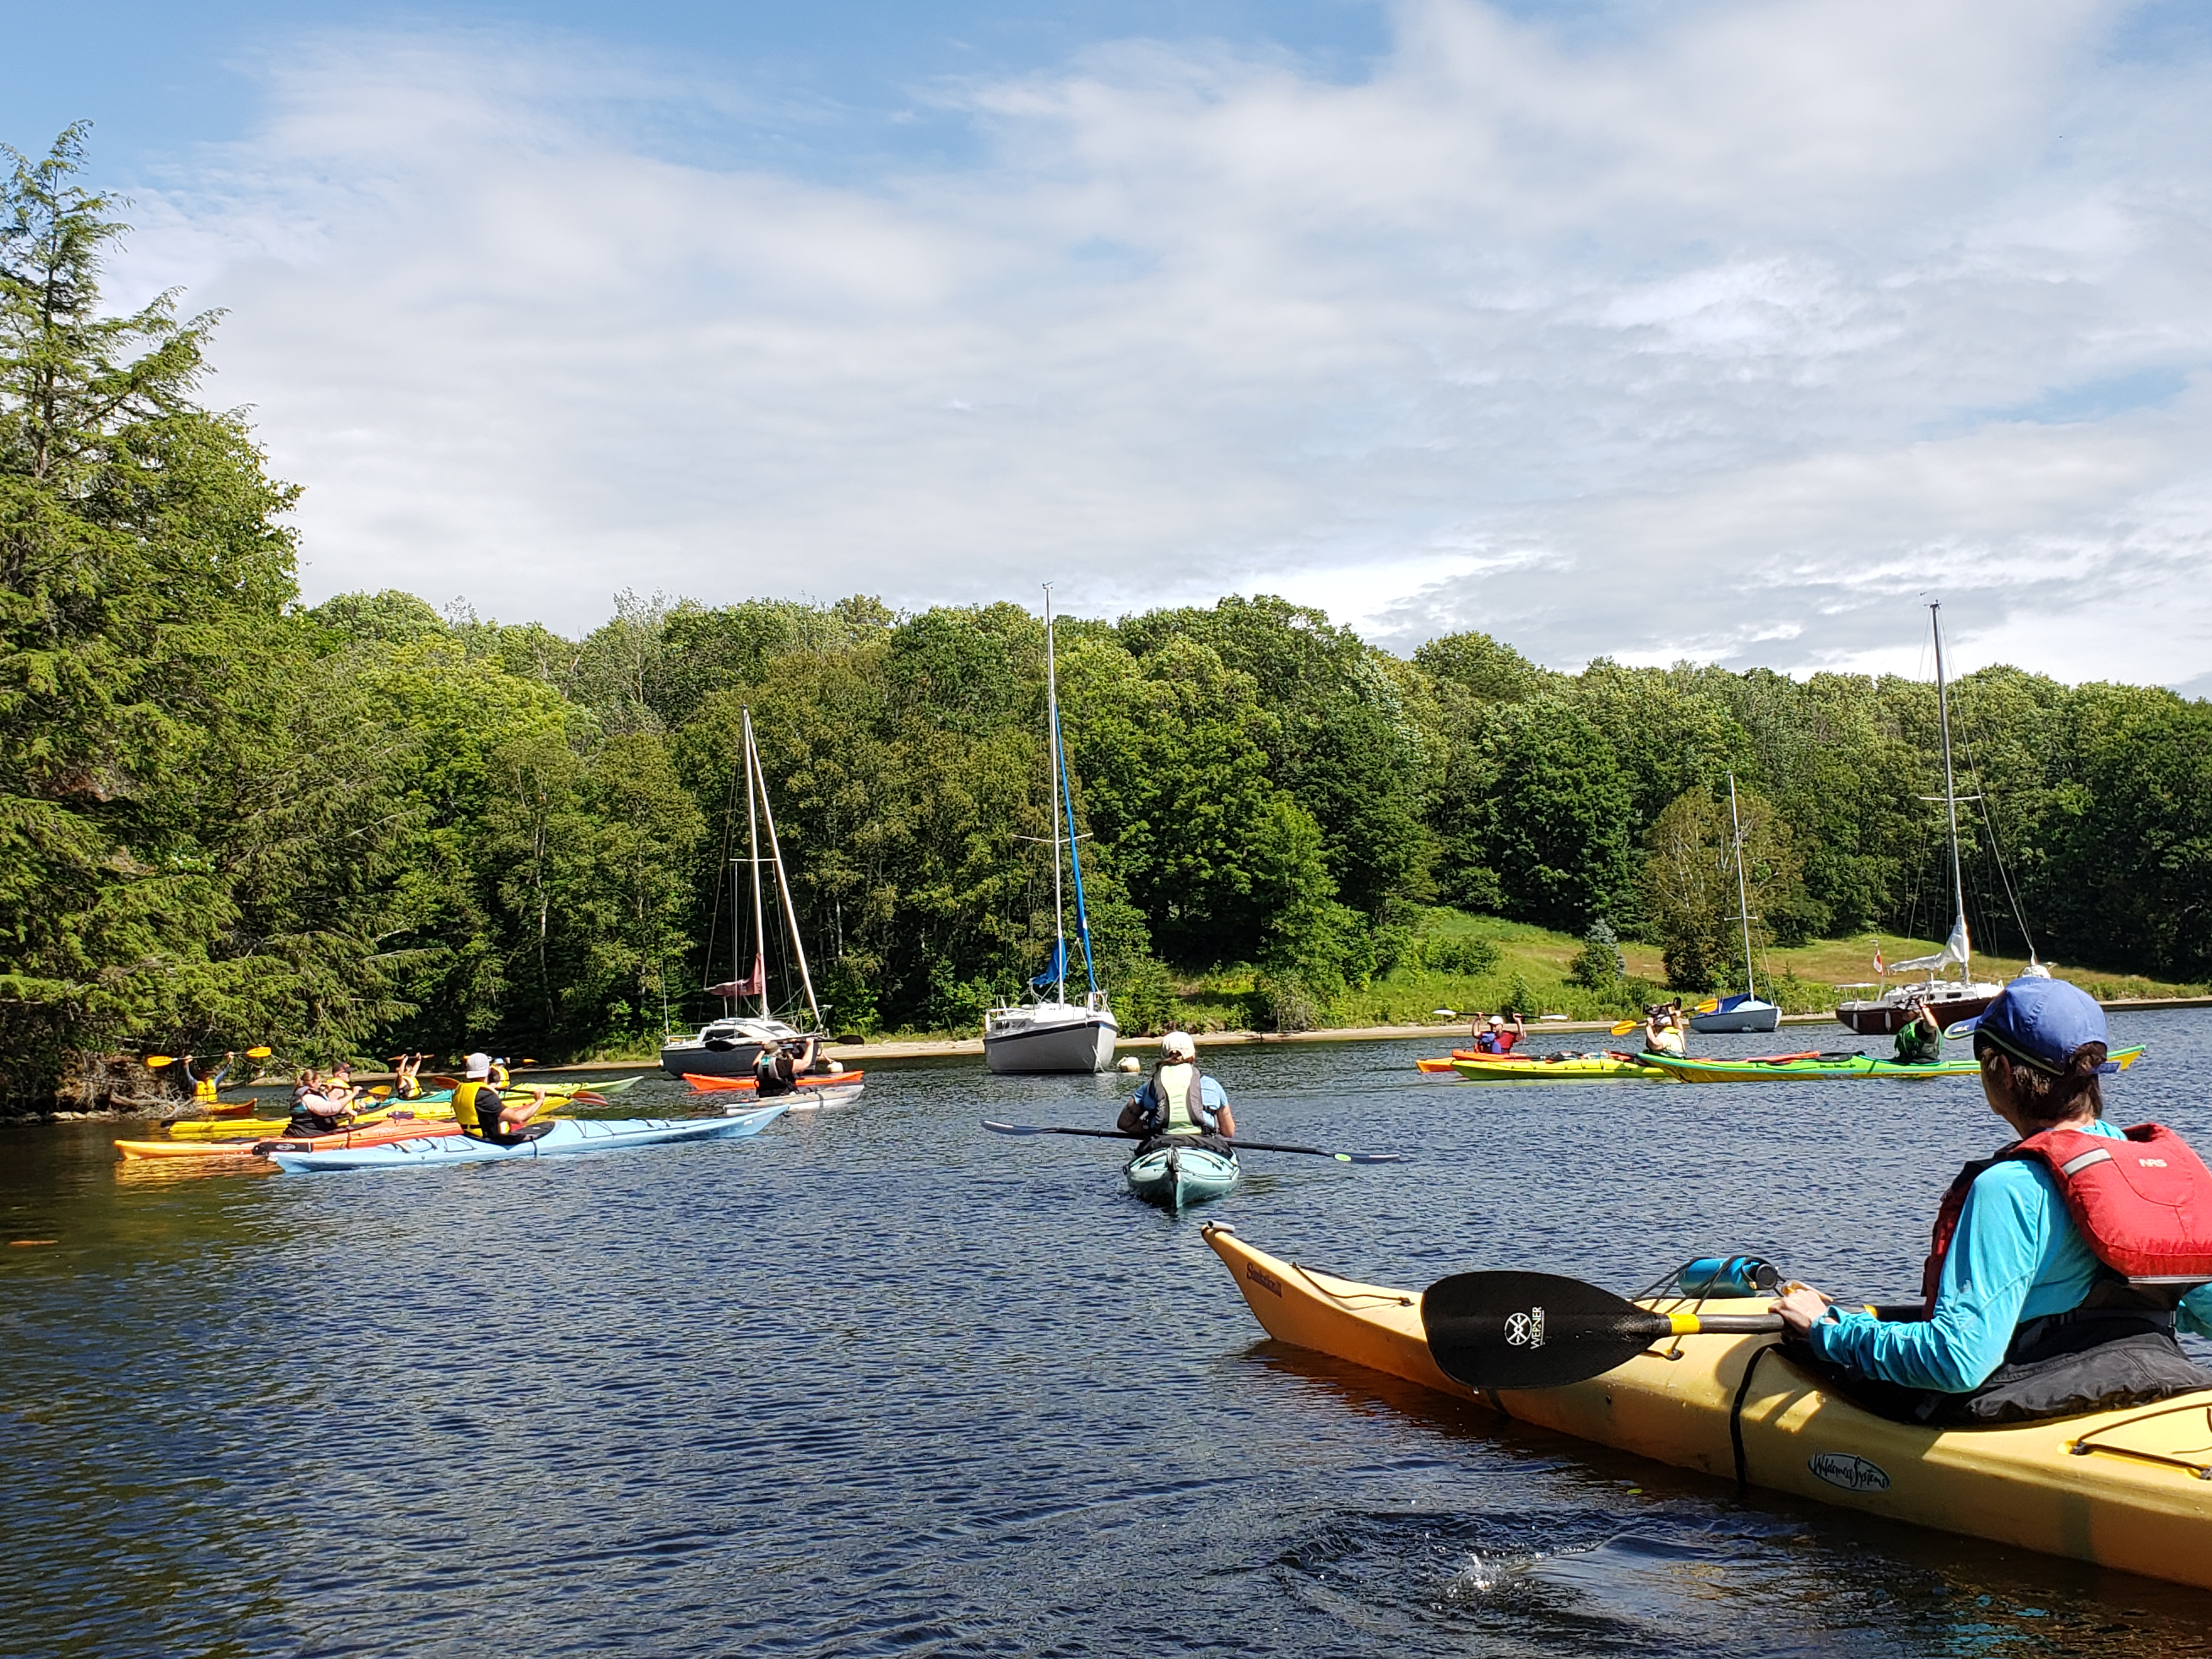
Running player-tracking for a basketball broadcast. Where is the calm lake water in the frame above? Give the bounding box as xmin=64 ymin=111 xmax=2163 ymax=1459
xmin=5 ymin=1013 xmax=2211 ymax=1658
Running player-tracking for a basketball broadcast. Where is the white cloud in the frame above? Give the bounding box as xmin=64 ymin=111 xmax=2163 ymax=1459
xmin=112 ymin=2 xmax=2212 ymax=685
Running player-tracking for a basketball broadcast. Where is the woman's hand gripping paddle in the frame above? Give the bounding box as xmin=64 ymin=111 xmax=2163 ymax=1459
xmin=1419 ymin=1271 xmax=1783 ymax=1391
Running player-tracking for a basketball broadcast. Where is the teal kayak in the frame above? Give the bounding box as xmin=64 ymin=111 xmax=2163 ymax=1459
xmin=264 ymin=1107 xmax=785 ymax=1172
xmin=1124 ymin=1139 xmax=1240 ymax=1209
xmin=1640 ymin=1045 xmax=2145 ymax=1085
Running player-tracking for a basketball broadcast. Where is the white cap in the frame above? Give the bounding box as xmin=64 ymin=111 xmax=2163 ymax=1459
xmin=465 ymin=1052 xmax=491 ymax=1080
xmin=1488 ymin=1015 xmax=1504 ymax=1026
xmin=1160 ymin=1031 xmax=1197 ymax=1060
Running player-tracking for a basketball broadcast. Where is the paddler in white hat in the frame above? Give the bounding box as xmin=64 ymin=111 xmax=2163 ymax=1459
xmin=1116 ymin=1031 xmax=1234 ymax=1147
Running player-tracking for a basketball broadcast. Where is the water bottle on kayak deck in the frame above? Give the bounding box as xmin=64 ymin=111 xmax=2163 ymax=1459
xmin=1678 ymin=1256 xmax=1781 ymax=1297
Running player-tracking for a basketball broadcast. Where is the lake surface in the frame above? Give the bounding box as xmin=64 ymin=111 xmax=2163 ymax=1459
xmin=5 ymin=1013 xmax=2211 ymax=1658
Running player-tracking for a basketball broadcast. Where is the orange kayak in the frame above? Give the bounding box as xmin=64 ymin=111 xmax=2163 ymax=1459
xmin=115 ymin=1116 xmax=463 ymax=1161
xmin=682 ymin=1069 xmax=864 ymax=1093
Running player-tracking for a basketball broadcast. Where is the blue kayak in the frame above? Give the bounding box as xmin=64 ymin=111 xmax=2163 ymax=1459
xmin=264 ymin=1107 xmax=786 ymax=1172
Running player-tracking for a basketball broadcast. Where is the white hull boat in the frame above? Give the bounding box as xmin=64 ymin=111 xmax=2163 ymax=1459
xmin=983 ymin=1000 xmax=1120 ymax=1075
xmin=1688 ymin=996 xmax=1782 ymax=1035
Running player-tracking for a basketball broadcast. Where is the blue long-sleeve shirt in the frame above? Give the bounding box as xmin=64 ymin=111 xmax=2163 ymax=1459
xmin=1809 ymin=1118 xmax=2212 ymax=1392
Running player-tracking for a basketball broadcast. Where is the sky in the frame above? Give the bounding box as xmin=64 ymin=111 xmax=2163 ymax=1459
xmin=13 ymin=0 xmax=2212 ymax=689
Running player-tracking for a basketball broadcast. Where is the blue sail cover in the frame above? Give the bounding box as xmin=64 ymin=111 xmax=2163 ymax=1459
xmin=1717 ymin=993 xmax=1752 ymax=1012
xmin=1030 ymin=938 xmax=1067 ymax=993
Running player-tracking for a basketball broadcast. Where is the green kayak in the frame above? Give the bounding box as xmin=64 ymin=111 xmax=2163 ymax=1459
xmin=1641 ymin=1045 xmax=2145 ymax=1085
xmin=1124 ymin=1139 xmax=1240 ymax=1209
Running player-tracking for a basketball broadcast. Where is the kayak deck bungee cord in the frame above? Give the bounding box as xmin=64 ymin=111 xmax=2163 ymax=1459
xmin=1201 ymin=1224 xmax=2212 ymax=1591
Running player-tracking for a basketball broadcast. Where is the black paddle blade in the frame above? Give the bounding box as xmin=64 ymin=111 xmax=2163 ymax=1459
xmin=1420 ymin=1271 xmax=1671 ymax=1390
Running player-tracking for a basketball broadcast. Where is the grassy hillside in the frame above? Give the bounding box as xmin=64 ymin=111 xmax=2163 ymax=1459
xmin=1159 ymin=912 xmax=2211 ymax=1034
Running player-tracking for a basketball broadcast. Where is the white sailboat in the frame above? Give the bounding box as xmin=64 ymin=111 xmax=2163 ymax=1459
xmin=983 ymin=586 xmax=1119 ymax=1074
xmin=1688 ymin=771 xmax=1782 ymax=1035
xmin=1836 ymin=604 xmax=2010 ymax=1037
xmin=658 ymin=708 xmax=827 ymax=1078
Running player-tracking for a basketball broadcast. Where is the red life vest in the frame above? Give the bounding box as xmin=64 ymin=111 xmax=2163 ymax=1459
xmin=1921 ymin=1122 xmax=2212 ymax=1311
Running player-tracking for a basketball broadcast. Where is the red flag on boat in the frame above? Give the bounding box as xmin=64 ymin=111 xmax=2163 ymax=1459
xmin=708 ymin=952 xmax=764 ymax=1001
xmin=1873 ymin=945 xmax=1884 ymax=976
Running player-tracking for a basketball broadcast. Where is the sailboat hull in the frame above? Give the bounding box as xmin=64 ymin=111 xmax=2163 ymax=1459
xmin=1688 ymin=1001 xmax=1782 ymax=1034
xmin=1835 ymin=985 xmax=2002 ymax=1037
xmin=657 ymin=1017 xmax=806 ymax=1079
xmin=983 ymin=1007 xmax=1119 ymax=1074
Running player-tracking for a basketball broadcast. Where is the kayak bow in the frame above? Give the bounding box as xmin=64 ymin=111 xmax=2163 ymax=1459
xmin=1201 ymin=1223 xmax=2212 ymax=1590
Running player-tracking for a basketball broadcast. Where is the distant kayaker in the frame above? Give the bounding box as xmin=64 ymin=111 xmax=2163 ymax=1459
xmin=1893 ymin=996 xmax=1945 ymax=1065
xmin=1642 ymin=1006 xmax=1686 ymax=1057
xmin=182 ymin=1051 xmax=233 ymax=1104
xmin=392 ymin=1052 xmax=426 ymax=1101
xmin=1474 ymin=1013 xmax=1525 ymax=1054
xmin=452 ymin=1052 xmax=535 ymax=1142
xmin=1774 ymin=975 xmax=2212 ymax=1424
xmin=1116 ymin=1031 xmax=1234 ymax=1144
xmin=754 ymin=1035 xmax=820 ymax=1098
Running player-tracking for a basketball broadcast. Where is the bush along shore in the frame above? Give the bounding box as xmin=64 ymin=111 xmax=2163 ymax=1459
xmin=6 ymin=128 xmax=2211 ymax=1115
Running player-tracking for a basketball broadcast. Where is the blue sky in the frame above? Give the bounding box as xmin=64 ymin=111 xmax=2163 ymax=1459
xmin=15 ymin=1 xmax=2212 ymax=689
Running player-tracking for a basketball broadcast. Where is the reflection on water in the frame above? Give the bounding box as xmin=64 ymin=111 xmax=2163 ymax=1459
xmin=2 ymin=1012 xmax=2209 ymax=1657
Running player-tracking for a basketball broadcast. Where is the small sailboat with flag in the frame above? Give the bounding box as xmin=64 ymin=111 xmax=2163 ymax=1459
xmin=657 ymin=707 xmax=828 ymax=1078
xmin=983 ymin=586 xmax=1119 ymax=1074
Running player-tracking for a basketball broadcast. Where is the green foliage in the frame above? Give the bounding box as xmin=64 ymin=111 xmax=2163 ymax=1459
xmin=8 ymin=131 xmax=2212 ymax=1100
xmin=1567 ymin=918 xmax=1626 ymax=990
xmin=1640 ymin=782 xmax=1803 ymax=992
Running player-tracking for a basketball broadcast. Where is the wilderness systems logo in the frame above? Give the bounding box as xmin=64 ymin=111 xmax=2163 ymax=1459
xmin=1504 ymin=1307 xmax=1546 ymax=1347
xmin=1807 ymin=1452 xmax=1891 ymax=1492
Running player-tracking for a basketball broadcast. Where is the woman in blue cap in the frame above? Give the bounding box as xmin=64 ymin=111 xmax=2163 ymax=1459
xmin=1773 ymin=974 xmax=2212 ymax=1423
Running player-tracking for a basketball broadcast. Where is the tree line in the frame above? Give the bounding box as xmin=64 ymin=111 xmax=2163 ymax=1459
xmin=5 ymin=128 xmax=2208 ymax=1106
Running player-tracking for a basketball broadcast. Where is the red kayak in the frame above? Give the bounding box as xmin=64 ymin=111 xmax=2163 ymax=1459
xmin=683 ymin=1069 xmax=865 ymax=1093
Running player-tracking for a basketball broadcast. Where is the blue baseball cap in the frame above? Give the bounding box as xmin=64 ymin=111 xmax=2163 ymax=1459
xmin=1950 ymin=975 xmax=2116 ymax=1074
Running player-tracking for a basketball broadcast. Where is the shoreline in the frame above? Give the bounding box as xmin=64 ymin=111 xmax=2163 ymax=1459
xmin=23 ymin=996 xmax=2209 ymax=1118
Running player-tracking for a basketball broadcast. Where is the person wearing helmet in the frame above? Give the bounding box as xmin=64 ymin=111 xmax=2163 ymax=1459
xmin=1116 ymin=1031 xmax=1234 ymax=1146
xmin=1774 ymin=975 xmax=2212 ymax=1424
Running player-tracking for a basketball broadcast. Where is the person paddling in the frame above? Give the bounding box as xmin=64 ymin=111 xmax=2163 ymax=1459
xmin=283 ymin=1068 xmax=353 ymax=1138
xmin=1774 ymin=975 xmax=2212 ymax=1424
xmin=1116 ymin=1031 xmax=1235 ymax=1148
xmin=451 ymin=1052 xmax=536 ymax=1142
xmin=182 ymin=1051 xmax=234 ymax=1105
xmin=1476 ymin=1012 xmax=1525 ymax=1054
xmin=1642 ymin=1005 xmax=1686 ymax=1058
xmin=392 ymin=1052 xmax=427 ymax=1101
xmin=1893 ymin=995 xmax=1944 ymax=1065
xmin=754 ymin=1035 xmax=820 ymax=1098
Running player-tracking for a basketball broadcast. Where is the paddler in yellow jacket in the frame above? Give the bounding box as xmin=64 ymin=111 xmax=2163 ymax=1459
xmin=1116 ymin=1031 xmax=1235 ymax=1146
xmin=451 ymin=1052 xmax=538 ymax=1142
xmin=181 ymin=1051 xmax=234 ymax=1104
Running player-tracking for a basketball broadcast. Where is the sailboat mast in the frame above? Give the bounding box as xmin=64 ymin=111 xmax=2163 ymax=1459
xmin=1931 ymin=603 xmax=1969 ymax=987
xmin=1044 ymin=584 xmax=1067 ymax=1006
xmin=1728 ymin=771 xmax=1756 ymax=1002
xmin=750 ymin=716 xmax=823 ymax=1031
xmin=743 ymin=707 xmax=768 ymax=1022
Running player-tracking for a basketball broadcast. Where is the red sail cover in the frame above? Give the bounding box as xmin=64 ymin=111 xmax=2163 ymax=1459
xmin=707 ymin=953 xmax=764 ymax=1001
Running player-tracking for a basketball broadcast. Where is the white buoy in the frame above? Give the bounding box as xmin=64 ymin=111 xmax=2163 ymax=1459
xmin=1116 ymin=1055 xmax=1141 ymax=1073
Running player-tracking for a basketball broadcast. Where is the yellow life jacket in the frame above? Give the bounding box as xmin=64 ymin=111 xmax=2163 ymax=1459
xmin=452 ymin=1080 xmax=501 ymax=1137
xmin=488 ymin=1060 xmax=511 ymax=1088
xmin=193 ymin=1076 xmax=218 ymax=1103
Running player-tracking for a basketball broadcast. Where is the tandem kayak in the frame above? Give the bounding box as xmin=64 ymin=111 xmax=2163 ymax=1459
xmin=1640 ymin=1045 xmax=2146 ymax=1085
xmin=264 ymin=1108 xmax=786 ymax=1172
xmin=1201 ymin=1223 xmax=2212 ymax=1591
xmin=1125 ymin=1139 xmax=1240 ymax=1209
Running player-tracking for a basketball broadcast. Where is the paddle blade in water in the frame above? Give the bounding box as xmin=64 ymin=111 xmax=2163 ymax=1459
xmin=1421 ymin=1271 xmax=1674 ymax=1390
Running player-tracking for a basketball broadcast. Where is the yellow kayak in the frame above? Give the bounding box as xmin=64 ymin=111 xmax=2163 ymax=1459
xmin=160 ymin=1086 xmax=594 ymax=1139
xmin=1203 ymin=1223 xmax=2212 ymax=1591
